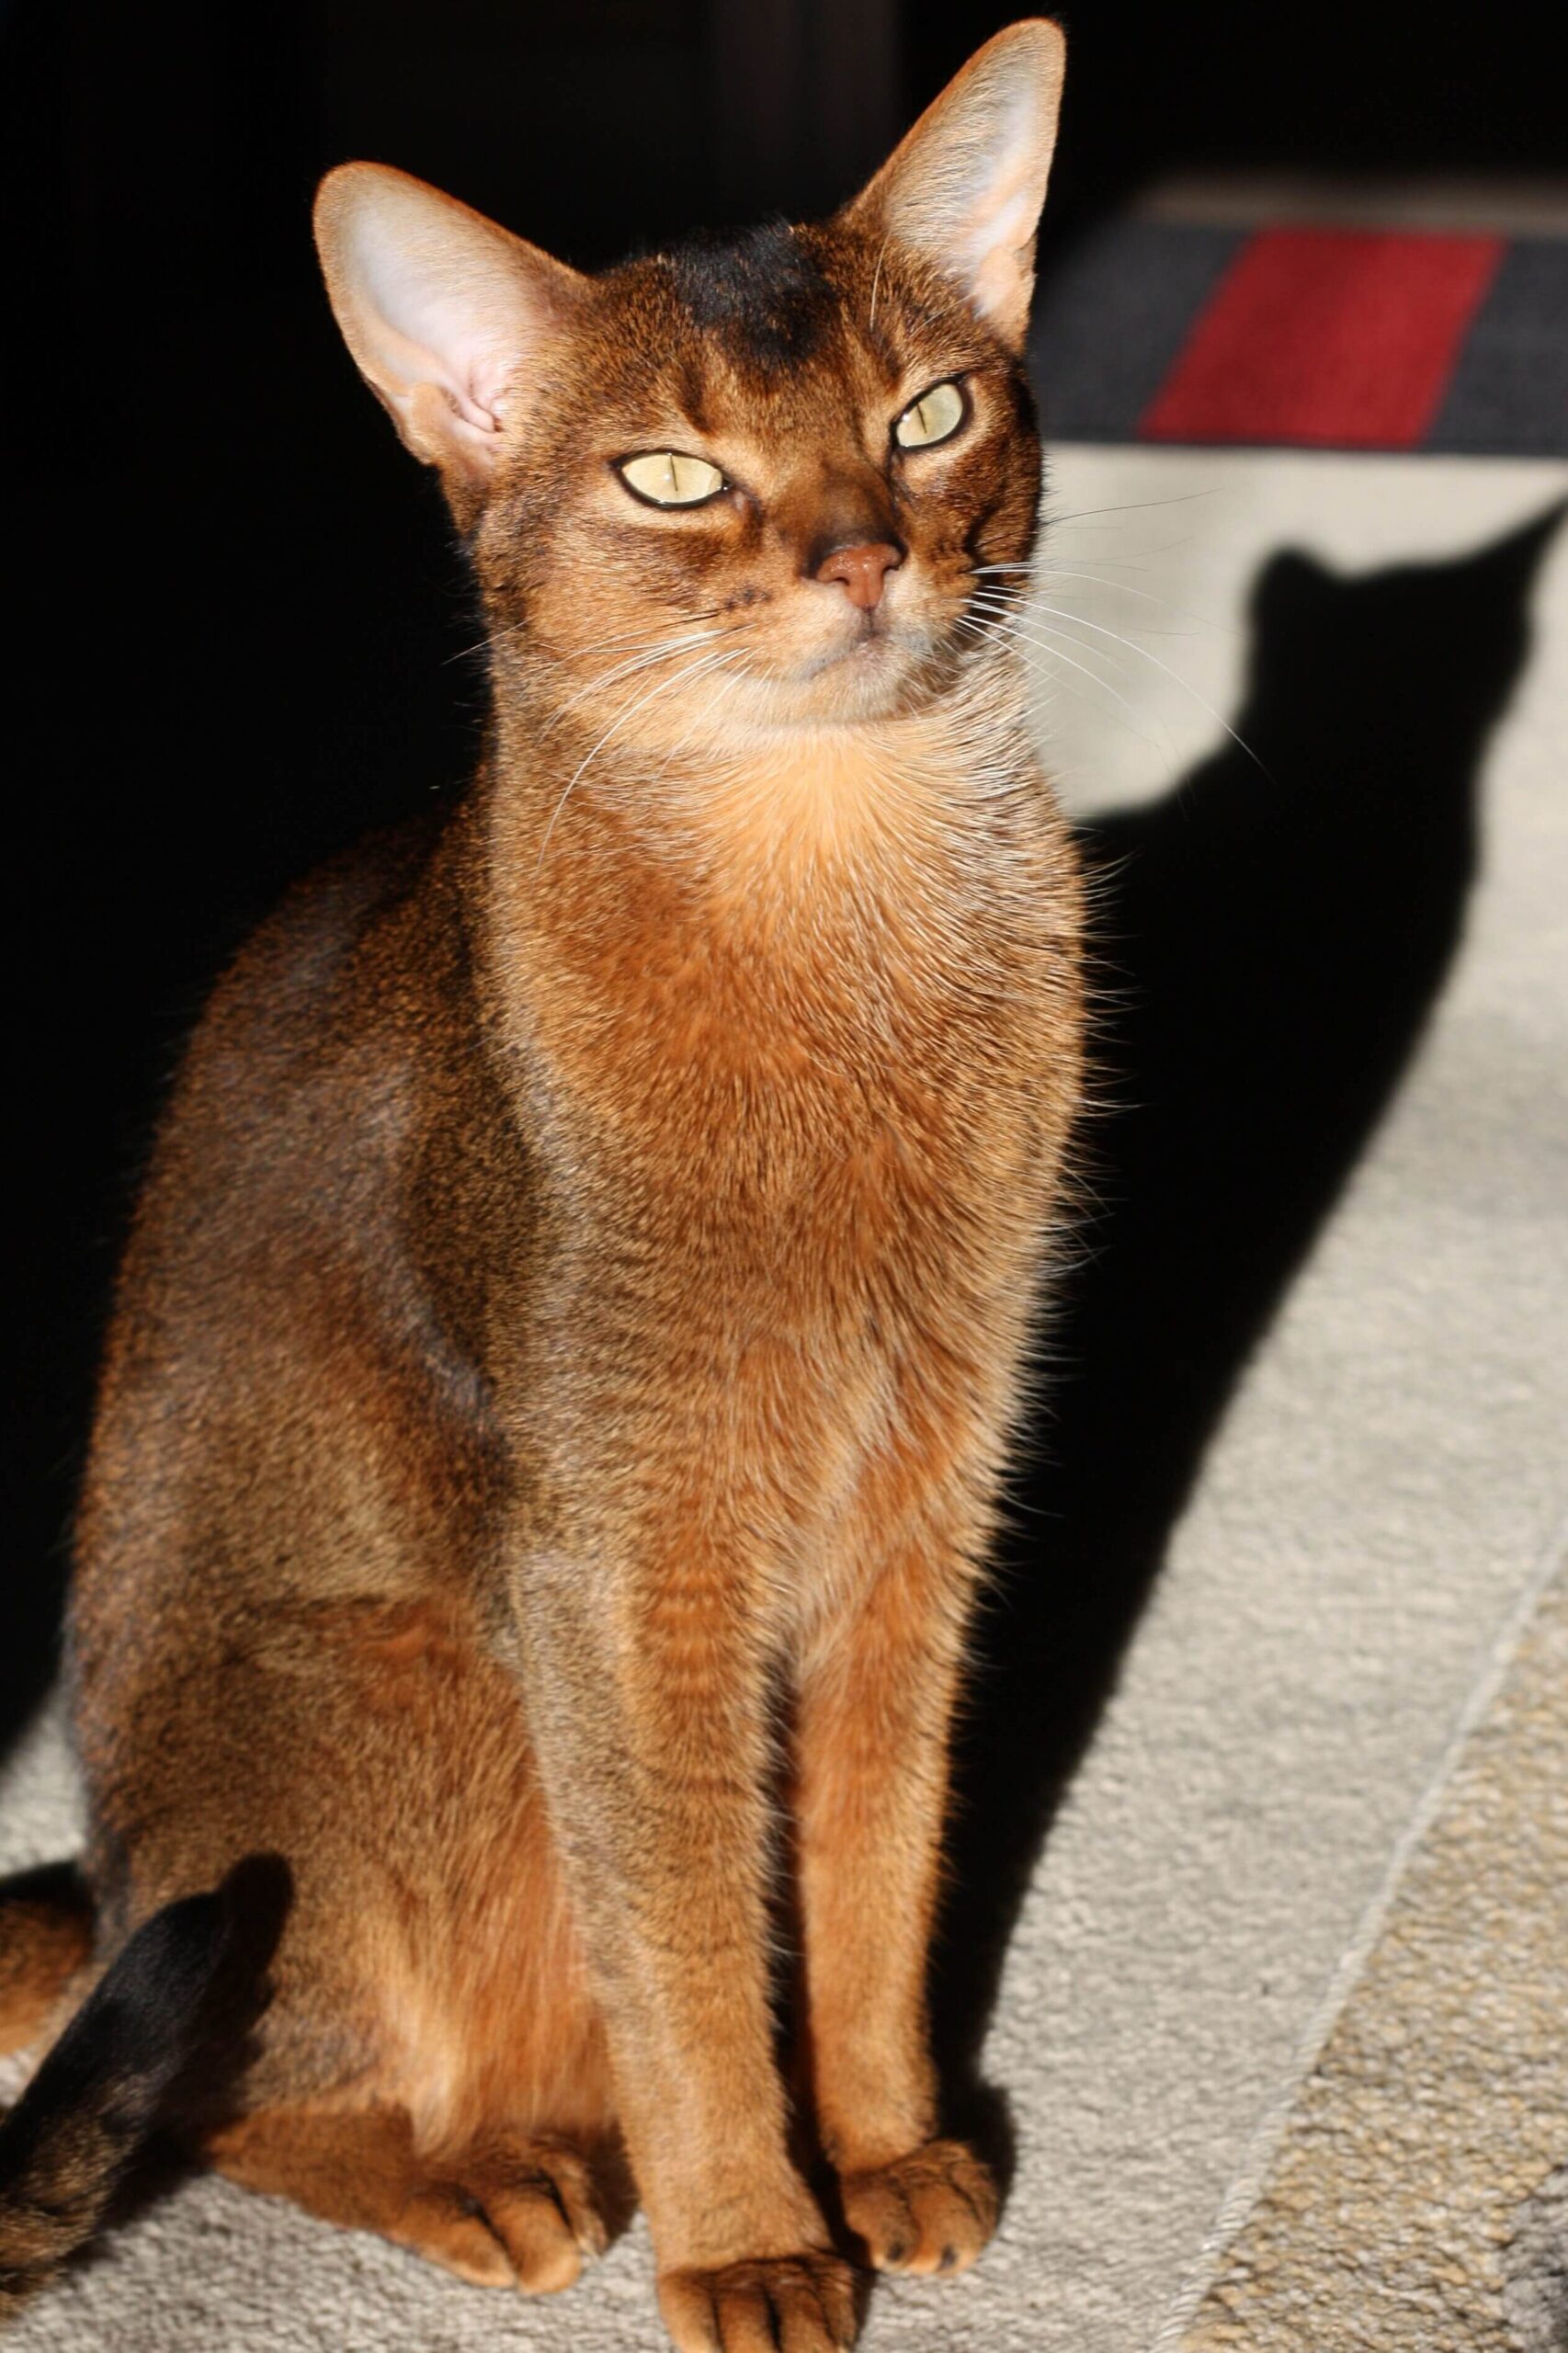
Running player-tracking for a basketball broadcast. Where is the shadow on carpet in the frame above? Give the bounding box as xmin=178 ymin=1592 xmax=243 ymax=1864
xmin=935 ymin=497 xmax=1567 ymax=2172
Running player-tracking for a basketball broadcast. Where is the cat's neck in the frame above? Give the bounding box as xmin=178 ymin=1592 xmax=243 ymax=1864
xmin=486 ymin=648 xmax=1037 ymax=903
xmin=468 ymin=645 xmax=1067 ymax=1181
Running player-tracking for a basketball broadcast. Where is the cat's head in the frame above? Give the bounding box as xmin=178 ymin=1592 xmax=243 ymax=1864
xmin=314 ymin=23 xmax=1064 ymax=740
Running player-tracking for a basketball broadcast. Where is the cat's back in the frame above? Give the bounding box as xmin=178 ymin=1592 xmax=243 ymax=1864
xmin=185 ymin=806 xmax=453 ymax=1108
xmin=111 ymin=809 xmax=467 ymax=1302
xmin=73 ymin=802 xmax=524 ymax=1670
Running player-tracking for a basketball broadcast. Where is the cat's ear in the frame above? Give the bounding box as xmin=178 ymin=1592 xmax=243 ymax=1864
xmin=313 ymin=164 xmax=585 ymax=508
xmin=847 ymin=19 xmax=1065 ymax=351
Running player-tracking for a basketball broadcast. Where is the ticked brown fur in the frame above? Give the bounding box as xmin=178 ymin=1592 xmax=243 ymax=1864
xmin=28 ymin=23 xmax=1083 ymax=2349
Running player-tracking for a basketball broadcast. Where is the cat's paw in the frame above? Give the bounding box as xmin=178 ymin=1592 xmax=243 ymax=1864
xmin=658 ymin=2249 xmax=858 ymax=2350
xmin=837 ymin=2138 xmax=997 ymax=2278
xmin=398 ymin=2131 xmax=608 ymax=2293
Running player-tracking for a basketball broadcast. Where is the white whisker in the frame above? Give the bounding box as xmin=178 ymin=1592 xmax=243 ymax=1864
xmin=956 ymin=614 xmax=1164 ymax=753
xmin=1042 ymin=489 xmax=1219 ymax=528
xmin=956 ymin=609 xmax=1149 ymax=723
xmin=541 ymin=629 xmax=741 ymax=733
xmin=649 ymin=657 xmax=751 ymax=778
xmin=1024 ymin=597 xmax=1267 ymax=770
xmin=533 ymin=648 xmax=745 ymax=872
xmin=969 ymin=593 xmax=1137 ymax=683
xmin=454 ymin=606 xmax=733 ymax=669
xmin=975 ymin=561 xmax=1217 ymax=632
xmin=868 ymin=235 xmax=891 ymax=335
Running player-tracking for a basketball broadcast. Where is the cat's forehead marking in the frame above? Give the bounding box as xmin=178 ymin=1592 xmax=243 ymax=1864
xmin=604 ymin=222 xmax=929 ymax=461
xmin=665 ymin=223 xmax=836 ymax=370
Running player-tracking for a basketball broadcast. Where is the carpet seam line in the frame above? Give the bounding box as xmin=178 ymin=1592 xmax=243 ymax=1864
xmin=1145 ymin=1495 xmax=1568 ymax=2353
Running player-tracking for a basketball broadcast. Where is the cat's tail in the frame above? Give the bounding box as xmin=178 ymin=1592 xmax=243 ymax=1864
xmin=0 ymin=1875 xmax=231 ymax=2317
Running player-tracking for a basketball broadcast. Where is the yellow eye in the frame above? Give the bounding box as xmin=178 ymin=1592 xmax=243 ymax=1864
xmin=894 ymin=380 xmax=966 ymax=451
xmin=618 ymin=451 xmax=726 ymax=506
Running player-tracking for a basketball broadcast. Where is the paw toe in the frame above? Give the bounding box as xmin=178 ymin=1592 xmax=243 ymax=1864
xmin=839 ymin=2139 xmax=996 ymax=2278
xmin=660 ymin=2252 xmax=858 ymax=2352
xmin=483 ymin=2178 xmax=585 ymax=2292
xmin=401 ymin=2131 xmax=608 ymax=2294
xmin=472 ymin=2132 xmax=609 ymax=2291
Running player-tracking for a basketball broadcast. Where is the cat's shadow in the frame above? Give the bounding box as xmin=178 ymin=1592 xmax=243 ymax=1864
xmin=931 ymin=496 xmax=1565 ymax=2185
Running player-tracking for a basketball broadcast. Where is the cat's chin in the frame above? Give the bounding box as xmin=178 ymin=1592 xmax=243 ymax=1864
xmin=778 ymin=632 xmax=946 ymax=726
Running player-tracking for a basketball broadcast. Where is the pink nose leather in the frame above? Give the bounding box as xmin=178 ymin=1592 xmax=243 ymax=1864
xmin=814 ymin=541 xmax=903 ymax=610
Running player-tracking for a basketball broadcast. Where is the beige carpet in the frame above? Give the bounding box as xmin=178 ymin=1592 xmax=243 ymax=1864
xmin=1166 ymin=1531 xmax=1568 ymax=2352
xmin=2 ymin=444 xmax=1565 ymax=2348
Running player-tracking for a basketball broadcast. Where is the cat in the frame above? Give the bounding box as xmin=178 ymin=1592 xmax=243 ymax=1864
xmin=0 ymin=21 xmax=1082 ymax=2349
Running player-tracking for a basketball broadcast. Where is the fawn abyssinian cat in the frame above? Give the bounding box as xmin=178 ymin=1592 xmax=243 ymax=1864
xmin=0 ymin=22 xmax=1082 ymax=2347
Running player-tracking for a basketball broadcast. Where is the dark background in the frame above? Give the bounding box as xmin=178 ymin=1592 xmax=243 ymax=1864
xmin=4 ymin=0 xmax=1564 ymax=1902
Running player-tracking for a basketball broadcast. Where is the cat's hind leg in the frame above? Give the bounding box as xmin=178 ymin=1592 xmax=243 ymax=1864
xmin=0 ymin=1864 xmax=95 ymax=2052
xmin=207 ymin=2105 xmax=608 ymax=2292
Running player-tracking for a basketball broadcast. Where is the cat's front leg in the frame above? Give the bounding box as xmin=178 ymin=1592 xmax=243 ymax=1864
xmin=515 ymin=1538 xmax=858 ymax=2353
xmin=794 ymin=1496 xmax=999 ymax=2280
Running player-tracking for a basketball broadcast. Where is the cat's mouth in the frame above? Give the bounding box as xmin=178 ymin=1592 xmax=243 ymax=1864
xmin=843 ymin=616 xmax=897 ymax=660
xmin=801 ymin=608 xmax=924 ymax=678
xmin=769 ymin=613 xmax=954 ymax=725
xmin=739 ymin=577 xmax=976 ymax=722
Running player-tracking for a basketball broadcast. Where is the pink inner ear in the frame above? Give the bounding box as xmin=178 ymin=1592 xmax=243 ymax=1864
xmin=405 ymin=380 xmax=497 ymax=456
xmin=363 ymin=314 xmax=494 ymax=438
xmin=856 ymin=29 xmax=1062 ymax=339
xmin=353 ymin=235 xmax=510 ymax=426
xmin=316 ymin=162 xmax=587 ymax=502
xmin=954 ymin=170 xmax=1038 ymax=295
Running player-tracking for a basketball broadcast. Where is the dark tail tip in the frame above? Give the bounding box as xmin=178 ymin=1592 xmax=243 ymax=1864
xmin=0 ymin=1891 xmax=233 ymax=2315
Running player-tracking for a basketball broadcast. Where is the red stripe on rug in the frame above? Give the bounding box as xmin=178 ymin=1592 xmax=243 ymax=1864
xmin=1139 ymin=229 xmax=1506 ymax=448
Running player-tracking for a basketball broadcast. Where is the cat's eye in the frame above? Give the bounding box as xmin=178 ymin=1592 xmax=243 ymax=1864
xmin=893 ymin=380 xmax=967 ymax=451
xmin=618 ymin=451 xmax=726 ymax=507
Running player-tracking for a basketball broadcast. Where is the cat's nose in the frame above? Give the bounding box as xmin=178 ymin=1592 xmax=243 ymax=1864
xmin=814 ymin=541 xmax=903 ymax=611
